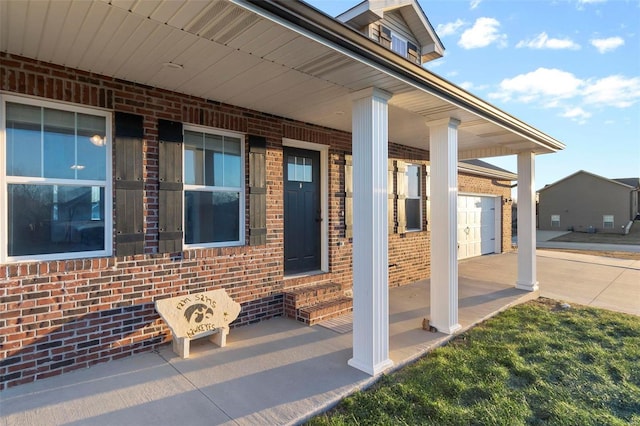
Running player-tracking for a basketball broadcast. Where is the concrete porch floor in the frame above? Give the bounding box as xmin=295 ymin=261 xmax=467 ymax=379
xmin=2 ymin=250 xmax=637 ymax=426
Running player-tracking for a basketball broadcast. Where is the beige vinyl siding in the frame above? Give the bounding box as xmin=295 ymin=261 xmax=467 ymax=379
xmin=380 ymin=11 xmax=420 ymax=48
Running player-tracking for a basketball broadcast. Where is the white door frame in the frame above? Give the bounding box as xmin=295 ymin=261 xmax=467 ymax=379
xmin=282 ymin=138 xmax=329 ymax=273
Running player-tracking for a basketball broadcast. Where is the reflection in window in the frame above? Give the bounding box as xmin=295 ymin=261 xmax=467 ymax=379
xmin=3 ymin=99 xmax=109 ymax=259
xmin=8 ymin=184 xmax=105 ymax=256
xmin=6 ymin=102 xmax=106 ymax=180
xmin=603 ymin=215 xmax=614 ymax=229
xmin=287 ymin=156 xmax=312 ymax=182
xmin=185 ymin=191 xmax=240 ymax=244
xmin=551 ymin=215 xmax=560 ymax=227
xmin=184 ymin=130 xmax=241 ymax=187
xmin=405 ymin=164 xmax=421 ymax=231
xmin=183 ymin=128 xmax=243 ymax=246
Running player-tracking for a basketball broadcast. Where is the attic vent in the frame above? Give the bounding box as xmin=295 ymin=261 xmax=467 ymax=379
xmin=185 ymin=1 xmax=228 ymax=34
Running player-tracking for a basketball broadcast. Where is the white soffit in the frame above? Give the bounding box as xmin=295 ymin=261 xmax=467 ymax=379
xmin=0 ymin=0 xmax=560 ymax=157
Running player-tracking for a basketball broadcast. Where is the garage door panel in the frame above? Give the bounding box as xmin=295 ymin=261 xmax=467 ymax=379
xmin=458 ymin=194 xmax=497 ymax=260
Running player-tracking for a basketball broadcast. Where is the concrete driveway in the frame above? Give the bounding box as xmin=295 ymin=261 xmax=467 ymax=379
xmin=460 ymin=250 xmax=640 ymax=316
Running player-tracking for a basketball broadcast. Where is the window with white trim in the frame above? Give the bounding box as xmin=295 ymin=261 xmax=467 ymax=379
xmin=380 ymin=26 xmax=420 ymax=64
xmin=1 ymin=96 xmax=111 ymax=261
xmin=551 ymin=215 xmax=560 ymax=227
xmin=183 ymin=127 xmax=244 ymax=246
xmin=603 ymin=215 xmax=614 ymax=229
xmin=405 ymin=164 xmax=422 ymax=231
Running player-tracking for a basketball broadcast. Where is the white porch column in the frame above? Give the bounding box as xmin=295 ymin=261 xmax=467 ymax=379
xmin=348 ymin=87 xmax=394 ymax=376
xmin=516 ymin=152 xmax=538 ymax=291
xmin=427 ymin=118 xmax=461 ymax=335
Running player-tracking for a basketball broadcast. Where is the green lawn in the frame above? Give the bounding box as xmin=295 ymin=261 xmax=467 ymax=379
xmin=309 ymin=299 xmax=640 ymax=426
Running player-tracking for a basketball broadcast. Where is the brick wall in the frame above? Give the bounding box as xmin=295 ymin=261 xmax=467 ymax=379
xmin=0 ymin=53 xmax=512 ymax=389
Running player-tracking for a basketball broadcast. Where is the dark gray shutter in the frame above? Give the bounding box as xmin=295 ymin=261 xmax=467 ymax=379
xmin=388 ymin=159 xmax=395 ymax=234
xmin=380 ymin=25 xmax=391 ymax=48
xmin=158 ymin=120 xmax=183 ymax=253
xmin=407 ymin=41 xmax=419 ymax=64
xmin=249 ymin=136 xmax=267 ymax=245
xmin=344 ymin=154 xmax=353 ymax=239
xmin=114 ymin=112 xmax=144 ymax=256
xmin=396 ymin=160 xmax=407 ymax=234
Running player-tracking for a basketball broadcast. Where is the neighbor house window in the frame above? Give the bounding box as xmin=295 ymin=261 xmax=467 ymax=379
xmin=2 ymin=96 xmax=111 ymax=261
xmin=183 ymin=127 xmax=244 ymax=246
xmin=603 ymin=215 xmax=614 ymax=229
xmin=551 ymin=215 xmax=560 ymax=227
xmin=405 ymin=164 xmax=422 ymax=231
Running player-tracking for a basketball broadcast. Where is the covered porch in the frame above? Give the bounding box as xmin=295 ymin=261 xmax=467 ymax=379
xmin=0 ymin=256 xmax=537 ymax=426
xmin=0 ymin=0 xmax=564 ymax=381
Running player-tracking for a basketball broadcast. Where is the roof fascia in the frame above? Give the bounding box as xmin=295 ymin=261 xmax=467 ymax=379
xmin=336 ymin=1 xmax=380 ymax=23
xmin=458 ymin=162 xmax=517 ymax=181
xmin=233 ymin=0 xmax=565 ymax=153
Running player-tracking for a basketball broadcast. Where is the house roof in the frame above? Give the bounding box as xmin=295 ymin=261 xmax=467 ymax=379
xmin=458 ymin=159 xmax=517 ymax=181
xmin=613 ymin=178 xmax=640 ymax=188
xmin=538 ymin=170 xmax=637 ymax=193
xmin=336 ymin=0 xmax=445 ymax=62
xmin=0 ymin=0 xmax=564 ymax=159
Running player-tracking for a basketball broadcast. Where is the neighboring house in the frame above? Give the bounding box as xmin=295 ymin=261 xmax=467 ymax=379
xmin=0 ymin=0 xmax=563 ymax=388
xmin=538 ymin=171 xmax=640 ymax=234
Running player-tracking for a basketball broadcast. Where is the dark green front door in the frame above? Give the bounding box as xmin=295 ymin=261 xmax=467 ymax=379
xmin=284 ymin=147 xmax=320 ymax=274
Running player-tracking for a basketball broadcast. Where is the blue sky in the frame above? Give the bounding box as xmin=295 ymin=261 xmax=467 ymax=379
xmin=305 ymin=0 xmax=640 ymax=191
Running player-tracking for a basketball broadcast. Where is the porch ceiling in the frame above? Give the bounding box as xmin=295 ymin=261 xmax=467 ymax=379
xmin=0 ymin=0 xmax=563 ymax=158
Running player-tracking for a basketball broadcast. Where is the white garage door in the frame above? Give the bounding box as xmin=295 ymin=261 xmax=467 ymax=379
xmin=458 ymin=195 xmax=497 ymax=259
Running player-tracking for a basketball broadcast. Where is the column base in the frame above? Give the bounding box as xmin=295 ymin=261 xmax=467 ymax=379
xmin=348 ymin=357 xmax=394 ymax=376
xmin=516 ymin=281 xmax=539 ymax=292
xmin=429 ymin=322 xmax=461 ymax=335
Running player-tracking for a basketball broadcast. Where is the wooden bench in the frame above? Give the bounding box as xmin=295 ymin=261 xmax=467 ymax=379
xmin=155 ymin=289 xmax=241 ymax=358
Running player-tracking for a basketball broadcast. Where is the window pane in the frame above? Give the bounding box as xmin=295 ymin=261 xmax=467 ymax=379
xmin=406 ymin=198 xmax=421 ymax=230
xmin=184 ymin=131 xmax=203 ymax=185
xmin=43 ymin=108 xmax=75 ymax=179
xmin=223 ymin=136 xmax=242 ymax=188
xmin=6 ymin=103 xmax=42 ymax=177
xmin=205 ymin=133 xmax=222 ymax=187
xmin=287 ymin=155 xmax=312 ymax=182
xmin=185 ymin=191 xmax=240 ymax=244
xmin=287 ymin=156 xmax=296 ymax=181
xmin=391 ymin=34 xmax=407 ymax=57
xmin=77 ymin=113 xmax=106 ymax=180
xmin=407 ymin=165 xmax=420 ymax=198
xmin=8 ymin=184 xmax=105 ymax=256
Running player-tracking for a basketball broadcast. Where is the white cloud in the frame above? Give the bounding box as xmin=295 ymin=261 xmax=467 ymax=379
xmin=516 ymin=32 xmax=580 ymax=50
xmin=578 ymin=0 xmax=606 ymax=3
xmin=590 ymin=36 xmax=624 ymax=53
xmin=458 ymin=17 xmax=507 ymax=49
xmin=459 ymin=81 xmax=475 ymax=90
xmin=436 ymin=19 xmax=465 ymax=37
xmin=583 ymin=75 xmax=640 ymax=108
xmin=470 ymin=0 xmax=482 ymax=10
xmin=489 ymin=68 xmax=583 ymax=103
xmin=561 ymin=107 xmax=592 ymax=124
xmin=489 ymin=68 xmax=640 ymax=124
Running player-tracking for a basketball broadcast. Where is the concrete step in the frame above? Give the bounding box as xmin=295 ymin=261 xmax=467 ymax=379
xmin=297 ymin=297 xmax=353 ymax=325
